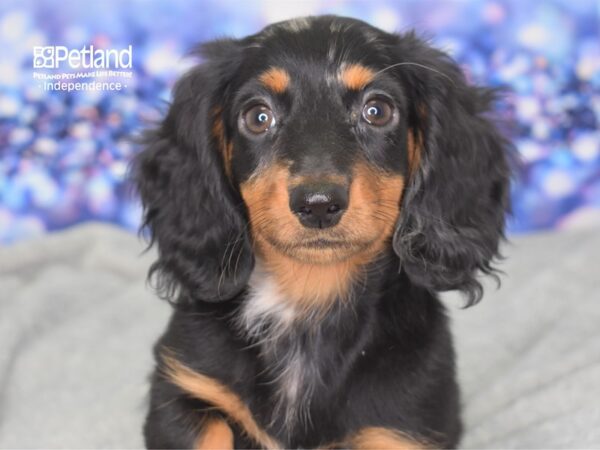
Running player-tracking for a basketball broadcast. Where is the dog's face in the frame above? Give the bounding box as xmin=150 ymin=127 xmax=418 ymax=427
xmin=135 ymin=16 xmax=511 ymax=306
xmin=225 ymin=19 xmax=416 ymax=266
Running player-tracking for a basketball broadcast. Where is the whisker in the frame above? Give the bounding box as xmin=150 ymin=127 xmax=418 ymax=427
xmin=373 ymin=61 xmax=456 ymax=87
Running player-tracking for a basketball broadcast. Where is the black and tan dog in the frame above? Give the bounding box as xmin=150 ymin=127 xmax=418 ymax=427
xmin=134 ymin=15 xmax=511 ymax=449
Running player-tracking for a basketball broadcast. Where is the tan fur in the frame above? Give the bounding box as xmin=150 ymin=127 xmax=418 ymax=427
xmin=343 ymin=426 xmax=429 ymax=449
xmin=240 ymin=162 xmax=404 ymax=316
xmin=212 ymin=107 xmax=233 ymax=179
xmin=339 ymin=64 xmax=376 ymax=90
xmin=407 ymin=128 xmax=422 ymax=178
xmin=194 ymin=418 xmax=234 ymax=450
xmin=259 ymin=67 xmax=291 ymax=93
xmin=162 ymin=354 xmax=282 ymax=449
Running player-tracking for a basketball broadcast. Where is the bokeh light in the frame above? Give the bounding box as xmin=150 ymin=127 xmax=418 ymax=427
xmin=0 ymin=0 xmax=599 ymax=243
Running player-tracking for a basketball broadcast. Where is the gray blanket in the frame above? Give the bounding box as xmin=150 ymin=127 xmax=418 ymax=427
xmin=1 ymin=223 xmax=599 ymax=448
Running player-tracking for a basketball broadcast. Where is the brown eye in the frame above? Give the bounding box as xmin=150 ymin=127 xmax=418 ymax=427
xmin=362 ymin=99 xmax=393 ymax=126
xmin=243 ymin=105 xmax=275 ymax=134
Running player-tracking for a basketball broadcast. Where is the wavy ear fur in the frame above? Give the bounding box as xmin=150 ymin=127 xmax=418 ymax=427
xmin=132 ymin=39 xmax=253 ymax=304
xmin=392 ymin=33 xmax=512 ymax=306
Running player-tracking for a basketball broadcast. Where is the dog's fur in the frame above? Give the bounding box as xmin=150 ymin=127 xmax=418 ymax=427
xmin=134 ymin=15 xmax=511 ymax=449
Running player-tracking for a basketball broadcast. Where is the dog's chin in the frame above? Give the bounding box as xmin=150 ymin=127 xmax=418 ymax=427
xmin=261 ymin=234 xmax=376 ymax=265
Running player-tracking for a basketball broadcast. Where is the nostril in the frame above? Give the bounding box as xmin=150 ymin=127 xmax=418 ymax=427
xmin=326 ymin=204 xmax=341 ymax=214
xmin=298 ymin=206 xmax=312 ymax=215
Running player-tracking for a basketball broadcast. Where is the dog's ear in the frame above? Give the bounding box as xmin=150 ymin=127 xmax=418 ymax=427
xmin=132 ymin=39 xmax=254 ymax=305
xmin=391 ymin=33 xmax=512 ymax=306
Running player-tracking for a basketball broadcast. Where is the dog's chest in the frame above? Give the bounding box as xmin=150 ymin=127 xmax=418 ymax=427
xmin=238 ymin=268 xmax=319 ymax=429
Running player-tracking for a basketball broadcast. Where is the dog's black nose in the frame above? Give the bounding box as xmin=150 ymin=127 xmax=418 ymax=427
xmin=289 ymin=184 xmax=348 ymax=229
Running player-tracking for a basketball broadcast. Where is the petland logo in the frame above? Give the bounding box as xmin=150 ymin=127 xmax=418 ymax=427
xmin=33 ymin=45 xmax=132 ymax=69
xmin=32 ymin=45 xmax=133 ymax=92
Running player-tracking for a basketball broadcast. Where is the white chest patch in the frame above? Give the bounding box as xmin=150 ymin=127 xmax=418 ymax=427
xmin=238 ymin=266 xmax=314 ymax=428
xmin=239 ymin=265 xmax=298 ymax=341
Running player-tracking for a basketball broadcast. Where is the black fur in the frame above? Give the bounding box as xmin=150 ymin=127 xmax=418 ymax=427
xmin=133 ymin=15 xmax=511 ymax=449
xmin=390 ymin=34 xmax=511 ymax=306
xmin=134 ymin=41 xmax=253 ymax=303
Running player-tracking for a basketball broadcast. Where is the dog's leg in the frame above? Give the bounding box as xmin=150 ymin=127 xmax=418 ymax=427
xmin=331 ymin=426 xmax=428 ymax=450
xmin=194 ymin=417 xmax=234 ymax=449
xmin=158 ymin=354 xmax=282 ymax=449
xmin=144 ymin=375 xmax=209 ymax=449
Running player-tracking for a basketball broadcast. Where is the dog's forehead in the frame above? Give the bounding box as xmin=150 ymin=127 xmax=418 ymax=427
xmin=256 ymin=16 xmax=384 ymax=43
xmin=248 ymin=16 xmax=391 ymax=85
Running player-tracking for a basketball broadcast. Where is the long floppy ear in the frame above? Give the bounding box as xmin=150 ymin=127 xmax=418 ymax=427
xmin=392 ymin=33 xmax=512 ymax=306
xmin=132 ymin=39 xmax=254 ymax=304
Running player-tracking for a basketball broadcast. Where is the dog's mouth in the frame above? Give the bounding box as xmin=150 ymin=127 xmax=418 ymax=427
xmin=257 ymin=231 xmax=377 ymax=264
xmin=293 ymin=238 xmax=355 ymax=249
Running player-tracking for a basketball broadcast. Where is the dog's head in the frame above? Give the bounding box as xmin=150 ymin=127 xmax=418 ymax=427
xmin=134 ymin=16 xmax=511 ymax=309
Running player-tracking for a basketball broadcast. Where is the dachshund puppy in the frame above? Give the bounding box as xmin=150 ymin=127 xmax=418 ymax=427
xmin=134 ymin=15 xmax=511 ymax=449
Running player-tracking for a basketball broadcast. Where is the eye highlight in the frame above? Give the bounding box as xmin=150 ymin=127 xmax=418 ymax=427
xmin=361 ymin=99 xmax=393 ymax=127
xmin=243 ymin=105 xmax=275 ymax=134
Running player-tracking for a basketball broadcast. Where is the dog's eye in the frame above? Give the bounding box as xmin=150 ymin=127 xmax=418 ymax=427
xmin=362 ymin=99 xmax=393 ymax=126
xmin=243 ymin=105 xmax=275 ymax=134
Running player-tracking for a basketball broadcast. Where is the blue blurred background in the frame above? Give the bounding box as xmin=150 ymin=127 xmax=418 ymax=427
xmin=0 ymin=0 xmax=599 ymax=244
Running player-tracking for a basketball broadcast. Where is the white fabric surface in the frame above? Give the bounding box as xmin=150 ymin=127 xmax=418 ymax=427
xmin=0 ymin=223 xmax=599 ymax=448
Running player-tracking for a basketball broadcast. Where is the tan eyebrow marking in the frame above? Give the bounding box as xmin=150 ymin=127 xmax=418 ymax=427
xmin=258 ymin=67 xmax=291 ymax=93
xmin=339 ymin=64 xmax=376 ymax=90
